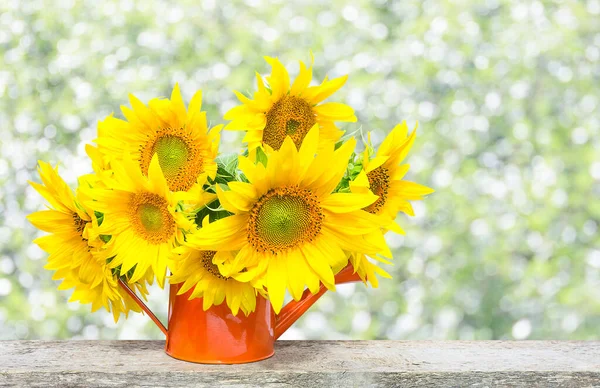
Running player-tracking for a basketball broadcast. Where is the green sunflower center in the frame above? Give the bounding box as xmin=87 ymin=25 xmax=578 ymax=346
xmin=139 ymin=127 xmax=205 ymax=192
xmin=153 ymin=135 xmax=189 ymax=180
xmin=138 ymin=204 xmax=164 ymax=232
xmin=286 ymin=119 xmax=300 ymax=134
xmin=263 ymin=96 xmax=316 ymax=150
xmin=364 ymin=166 xmax=390 ymax=214
xmin=130 ymin=192 xmax=175 ymax=244
xmin=257 ymin=197 xmax=309 ymax=245
xmin=248 ymin=186 xmax=323 ymax=254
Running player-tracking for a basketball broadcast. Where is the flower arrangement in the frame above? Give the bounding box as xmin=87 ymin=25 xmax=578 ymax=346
xmin=28 ymin=56 xmax=433 ymax=322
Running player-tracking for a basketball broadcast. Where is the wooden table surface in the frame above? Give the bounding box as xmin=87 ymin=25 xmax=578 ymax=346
xmin=1 ymin=340 xmax=599 ymax=387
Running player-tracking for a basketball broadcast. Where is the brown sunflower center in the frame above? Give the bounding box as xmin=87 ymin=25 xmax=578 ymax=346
xmin=364 ymin=166 xmax=390 ymax=214
xmin=199 ymin=250 xmax=227 ymax=280
xmin=248 ymin=186 xmax=323 ymax=254
xmin=263 ymin=96 xmax=316 ymax=150
xmin=139 ymin=127 xmax=205 ymax=192
xmin=72 ymin=213 xmax=87 ymax=235
xmin=129 ymin=192 xmax=175 ymax=244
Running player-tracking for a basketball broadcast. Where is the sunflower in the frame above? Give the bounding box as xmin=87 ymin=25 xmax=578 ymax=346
xmin=348 ymin=122 xmax=434 ymax=286
xmin=169 ymin=245 xmax=261 ymax=316
xmin=83 ymin=155 xmax=196 ymax=288
xmin=351 ymin=122 xmax=434 ymax=221
xmin=224 ymin=55 xmax=356 ymax=152
xmin=94 ymin=84 xmax=221 ymax=196
xmin=28 ymin=162 xmax=93 ymax=272
xmin=54 ymin=258 xmax=151 ymax=322
xmin=27 ymin=161 xmax=146 ymax=321
xmin=183 ymin=127 xmax=389 ymax=313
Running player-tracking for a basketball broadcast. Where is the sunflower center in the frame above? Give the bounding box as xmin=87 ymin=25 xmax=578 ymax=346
xmin=129 ymin=192 xmax=175 ymax=244
xmin=72 ymin=213 xmax=87 ymax=235
xmin=153 ymin=135 xmax=189 ymax=179
xmin=248 ymin=186 xmax=323 ymax=254
xmin=200 ymin=251 xmax=227 ymax=280
xmin=364 ymin=166 xmax=390 ymax=214
xmin=286 ymin=119 xmax=300 ymax=134
xmin=138 ymin=204 xmax=164 ymax=232
xmin=263 ymin=96 xmax=316 ymax=150
xmin=139 ymin=127 xmax=205 ymax=192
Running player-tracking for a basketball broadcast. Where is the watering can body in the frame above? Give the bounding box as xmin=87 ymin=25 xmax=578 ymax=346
xmin=165 ymin=285 xmax=276 ymax=363
xmin=119 ymin=264 xmax=361 ymax=364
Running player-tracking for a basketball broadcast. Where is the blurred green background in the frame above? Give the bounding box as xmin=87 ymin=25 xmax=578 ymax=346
xmin=1 ymin=0 xmax=599 ymax=341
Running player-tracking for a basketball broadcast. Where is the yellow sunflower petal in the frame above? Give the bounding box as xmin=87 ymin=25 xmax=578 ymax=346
xmin=312 ymin=102 xmax=356 ymax=121
xmin=264 ymin=56 xmax=290 ymax=101
xmin=378 ymin=121 xmax=410 ymax=157
xmin=304 ymin=75 xmax=348 ymax=105
xmin=266 ymin=256 xmax=287 ymax=314
xmin=188 ymin=89 xmax=203 ymax=114
xmin=391 ymin=181 xmax=435 ymax=200
xmin=364 ymin=155 xmax=389 ymax=173
xmin=170 ymin=83 xmax=187 ymax=120
xmin=290 ymin=59 xmax=313 ymax=96
xmin=284 ymin=249 xmax=310 ymax=300
xmin=297 ymin=124 xmax=319 ymax=177
xmin=127 ymin=93 xmax=159 ymax=129
xmin=147 ymin=154 xmax=170 ymax=198
xmin=218 ymin=184 xmax=255 ymax=213
xmin=300 ymin=242 xmax=336 ymax=290
xmin=349 ymin=170 xmax=371 ymax=194
xmin=185 ymin=214 xmax=249 ymax=251
xmin=321 ymin=192 xmax=379 ymax=213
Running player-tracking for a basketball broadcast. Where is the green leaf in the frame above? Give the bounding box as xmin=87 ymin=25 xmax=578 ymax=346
xmin=94 ymin=211 xmax=105 ymax=226
xmin=211 ymin=153 xmax=239 ymax=186
xmin=215 ymin=152 xmax=239 ymax=176
xmin=194 ymin=199 xmax=233 ymax=226
xmin=255 ymin=147 xmax=268 ymax=167
xmin=334 ymin=152 xmax=363 ymax=193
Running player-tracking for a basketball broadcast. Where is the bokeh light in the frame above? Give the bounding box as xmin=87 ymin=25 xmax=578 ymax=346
xmin=1 ymin=0 xmax=599 ymax=340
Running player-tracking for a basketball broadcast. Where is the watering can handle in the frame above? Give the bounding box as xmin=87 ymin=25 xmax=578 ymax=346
xmin=274 ymin=263 xmax=362 ymax=339
xmin=118 ymin=279 xmax=168 ymax=336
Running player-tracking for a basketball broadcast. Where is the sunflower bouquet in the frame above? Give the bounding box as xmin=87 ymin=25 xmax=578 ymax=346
xmin=28 ymin=56 xmax=433 ymax=322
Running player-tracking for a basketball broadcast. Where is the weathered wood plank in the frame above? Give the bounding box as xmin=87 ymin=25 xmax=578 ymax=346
xmin=1 ymin=341 xmax=599 ymax=387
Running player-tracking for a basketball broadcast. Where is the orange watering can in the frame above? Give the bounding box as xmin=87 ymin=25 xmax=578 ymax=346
xmin=118 ymin=263 xmax=362 ymax=364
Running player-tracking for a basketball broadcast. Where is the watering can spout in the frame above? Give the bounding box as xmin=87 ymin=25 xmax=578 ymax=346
xmin=274 ymin=264 xmax=362 ymax=339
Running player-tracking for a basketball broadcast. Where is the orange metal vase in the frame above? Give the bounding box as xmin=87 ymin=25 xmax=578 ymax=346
xmin=118 ymin=264 xmax=362 ymax=364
